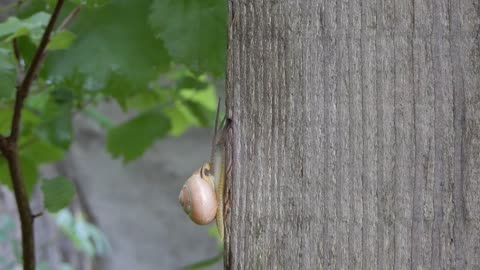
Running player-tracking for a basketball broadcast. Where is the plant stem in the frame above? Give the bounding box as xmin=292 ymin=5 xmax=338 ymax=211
xmin=58 ymin=6 xmax=82 ymax=30
xmin=0 ymin=1 xmax=66 ymax=269
xmin=11 ymin=0 xmax=66 ymax=140
xmin=0 ymin=143 xmax=34 ymax=269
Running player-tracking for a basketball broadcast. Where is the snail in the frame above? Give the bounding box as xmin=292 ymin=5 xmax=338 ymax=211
xmin=178 ymin=100 xmax=228 ymax=240
xmin=178 ymin=163 xmax=217 ymax=225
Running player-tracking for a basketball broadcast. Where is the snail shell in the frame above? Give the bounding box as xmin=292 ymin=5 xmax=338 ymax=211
xmin=178 ymin=163 xmax=217 ymax=225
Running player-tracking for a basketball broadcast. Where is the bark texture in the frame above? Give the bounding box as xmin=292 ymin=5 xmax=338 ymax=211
xmin=225 ymin=0 xmax=480 ymax=269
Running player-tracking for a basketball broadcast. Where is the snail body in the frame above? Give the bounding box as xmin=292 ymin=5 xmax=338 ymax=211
xmin=178 ymin=99 xmax=229 ymax=241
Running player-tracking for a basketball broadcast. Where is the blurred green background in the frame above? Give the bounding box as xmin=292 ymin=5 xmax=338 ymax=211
xmin=0 ymin=0 xmax=226 ymax=269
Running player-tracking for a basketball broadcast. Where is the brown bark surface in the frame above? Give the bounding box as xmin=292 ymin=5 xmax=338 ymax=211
xmin=225 ymin=0 xmax=480 ymax=269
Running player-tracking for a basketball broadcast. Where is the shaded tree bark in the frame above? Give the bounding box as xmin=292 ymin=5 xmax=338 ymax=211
xmin=225 ymin=0 xmax=480 ymax=269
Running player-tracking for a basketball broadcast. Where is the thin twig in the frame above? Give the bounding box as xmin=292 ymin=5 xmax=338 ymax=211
xmin=35 ymin=6 xmax=82 ymax=81
xmin=12 ymin=38 xmax=24 ymax=87
xmin=32 ymin=211 xmax=43 ymax=219
xmin=0 ymin=1 xmax=67 ymax=270
xmin=58 ymin=6 xmax=81 ymax=31
xmin=10 ymin=0 xmax=66 ymax=141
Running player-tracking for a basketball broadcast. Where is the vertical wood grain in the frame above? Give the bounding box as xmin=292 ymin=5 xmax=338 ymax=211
xmin=225 ymin=0 xmax=480 ymax=268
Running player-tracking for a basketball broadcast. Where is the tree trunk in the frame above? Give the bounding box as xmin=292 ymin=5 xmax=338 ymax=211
xmin=225 ymin=0 xmax=480 ymax=269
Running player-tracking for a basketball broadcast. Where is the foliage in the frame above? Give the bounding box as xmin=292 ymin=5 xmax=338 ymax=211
xmin=0 ymin=0 xmax=225 ymax=208
xmin=41 ymin=177 xmax=75 ymax=213
xmin=149 ymin=0 xmax=227 ymax=76
xmin=0 ymin=48 xmax=15 ymax=100
xmin=55 ymin=209 xmax=110 ymax=256
xmin=0 ymin=0 xmax=226 ymax=267
xmin=0 ymin=211 xmax=106 ymax=270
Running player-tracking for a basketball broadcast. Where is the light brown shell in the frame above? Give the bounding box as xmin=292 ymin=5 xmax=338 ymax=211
xmin=178 ymin=166 xmax=217 ymax=225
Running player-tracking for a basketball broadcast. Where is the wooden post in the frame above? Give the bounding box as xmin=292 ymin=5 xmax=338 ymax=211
xmin=225 ymin=0 xmax=480 ymax=268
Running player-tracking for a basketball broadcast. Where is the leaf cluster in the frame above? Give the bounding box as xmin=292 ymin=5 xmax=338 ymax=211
xmin=0 ymin=0 xmax=226 ymax=213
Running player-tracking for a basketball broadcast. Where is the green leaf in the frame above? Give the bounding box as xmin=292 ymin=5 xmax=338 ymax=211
xmin=106 ymin=107 xmax=171 ymax=162
xmin=55 ymin=210 xmax=89 ymax=252
xmin=46 ymin=0 xmax=171 ymax=105
xmin=48 ymin=71 xmax=92 ymax=108
xmin=175 ymin=75 xmax=209 ymax=90
xmin=101 ymin=73 xmax=148 ymax=110
xmin=0 ymin=105 xmax=13 ymax=134
xmin=69 ymin=0 xmax=110 ymax=8
xmin=15 ymin=35 xmax=36 ymax=69
xmin=160 ymin=87 xmax=218 ymax=136
xmin=83 ymin=107 xmax=114 ymax=129
xmin=0 ymin=17 xmax=23 ymax=38
xmin=34 ymin=95 xmax=74 ymax=149
xmin=47 ymin=30 xmax=76 ymax=50
xmin=125 ymin=88 xmax=166 ymax=111
xmin=0 ymin=12 xmax=50 ymax=42
xmin=35 ymin=110 xmax=73 ymax=149
xmin=55 ymin=209 xmax=110 ymax=256
xmin=26 ymin=89 xmax=51 ymax=110
xmin=149 ymin=0 xmax=227 ymax=76
xmin=163 ymin=104 xmax=191 ymax=136
xmin=0 ymin=48 xmax=16 ymax=100
xmin=0 ymin=156 xmax=39 ymax=198
xmin=183 ymin=100 xmax=210 ymax=127
xmin=177 ymin=87 xmax=217 ymax=127
xmin=21 ymin=138 xmax=64 ymax=164
xmin=50 ymin=88 xmax=76 ymax=105
xmin=179 ymin=87 xmax=217 ymax=111
xmin=41 ymin=177 xmax=75 ymax=213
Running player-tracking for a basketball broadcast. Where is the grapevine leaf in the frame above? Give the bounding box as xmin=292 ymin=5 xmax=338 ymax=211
xmin=46 ymin=0 xmax=171 ymax=105
xmin=149 ymin=0 xmax=227 ymax=76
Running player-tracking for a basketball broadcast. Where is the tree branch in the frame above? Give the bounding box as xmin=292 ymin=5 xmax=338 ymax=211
xmin=35 ymin=6 xmax=82 ymax=75
xmin=32 ymin=211 xmax=43 ymax=219
xmin=2 ymin=1 xmax=66 ymax=270
xmin=10 ymin=0 xmax=65 ymax=141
